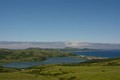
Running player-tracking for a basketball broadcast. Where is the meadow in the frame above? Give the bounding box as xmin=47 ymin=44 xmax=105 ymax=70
xmin=0 ymin=58 xmax=120 ymax=80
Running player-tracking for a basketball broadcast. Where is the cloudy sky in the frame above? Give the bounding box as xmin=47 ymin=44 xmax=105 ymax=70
xmin=0 ymin=0 xmax=120 ymax=43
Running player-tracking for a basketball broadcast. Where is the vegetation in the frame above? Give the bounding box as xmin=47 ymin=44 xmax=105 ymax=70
xmin=0 ymin=67 xmax=20 ymax=73
xmin=0 ymin=48 xmax=120 ymax=80
xmin=0 ymin=48 xmax=75 ymax=63
xmin=0 ymin=58 xmax=120 ymax=80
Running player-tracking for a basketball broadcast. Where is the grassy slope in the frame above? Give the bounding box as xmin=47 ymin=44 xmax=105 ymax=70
xmin=0 ymin=66 xmax=120 ymax=80
xmin=0 ymin=58 xmax=120 ymax=80
xmin=0 ymin=48 xmax=74 ymax=63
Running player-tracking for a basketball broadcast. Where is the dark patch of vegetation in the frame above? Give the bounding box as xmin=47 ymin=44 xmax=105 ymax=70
xmin=27 ymin=65 xmax=69 ymax=76
xmin=59 ymin=78 xmax=64 ymax=80
xmin=59 ymin=68 xmax=62 ymax=70
xmin=29 ymin=69 xmax=68 ymax=76
xmin=0 ymin=65 xmax=3 ymax=68
xmin=68 ymin=76 xmax=77 ymax=80
xmin=101 ymin=70 xmax=106 ymax=72
xmin=0 ymin=67 xmax=20 ymax=73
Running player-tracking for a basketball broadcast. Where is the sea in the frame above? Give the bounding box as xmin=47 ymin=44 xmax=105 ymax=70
xmin=73 ymin=50 xmax=120 ymax=58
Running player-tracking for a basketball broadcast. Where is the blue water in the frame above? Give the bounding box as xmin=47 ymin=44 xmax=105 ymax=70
xmin=2 ymin=50 xmax=120 ymax=68
xmin=2 ymin=57 xmax=86 ymax=68
xmin=73 ymin=50 xmax=120 ymax=58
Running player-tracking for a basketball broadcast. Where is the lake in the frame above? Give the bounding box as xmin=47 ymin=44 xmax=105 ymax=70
xmin=2 ymin=57 xmax=86 ymax=68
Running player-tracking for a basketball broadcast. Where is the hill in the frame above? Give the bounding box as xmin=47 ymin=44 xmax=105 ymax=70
xmin=0 ymin=58 xmax=120 ymax=80
xmin=0 ymin=48 xmax=74 ymax=63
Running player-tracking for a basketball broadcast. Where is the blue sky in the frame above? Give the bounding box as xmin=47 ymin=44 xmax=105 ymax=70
xmin=0 ymin=0 xmax=120 ymax=43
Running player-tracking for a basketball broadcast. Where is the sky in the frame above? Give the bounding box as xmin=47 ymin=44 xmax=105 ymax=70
xmin=0 ymin=0 xmax=120 ymax=43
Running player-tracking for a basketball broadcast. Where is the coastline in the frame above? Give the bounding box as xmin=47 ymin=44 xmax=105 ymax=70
xmin=77 ymin=55 xmax=107 ymax=60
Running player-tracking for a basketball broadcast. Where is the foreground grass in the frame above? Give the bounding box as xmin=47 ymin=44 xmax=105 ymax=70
xmin=1 ymin=58 xmax=120 ymax=80
xmin=0 ymin=65 xmax=120 ymax=80
xmin=0 ymin=72 xmax=58 ymax=80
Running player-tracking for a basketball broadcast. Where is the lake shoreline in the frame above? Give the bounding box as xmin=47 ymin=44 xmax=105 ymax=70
xmin=1 ymin=56 xmax=86 ymax=68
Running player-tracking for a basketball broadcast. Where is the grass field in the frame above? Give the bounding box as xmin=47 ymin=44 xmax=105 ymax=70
xmin=0 ymin=65 xmax=120 ymax=80
xmin=0 ymin=58 xmax=120 ymax=80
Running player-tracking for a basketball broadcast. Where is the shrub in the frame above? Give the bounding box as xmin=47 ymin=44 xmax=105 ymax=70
xmin=68 ymin=76 xmax=77 ymax=80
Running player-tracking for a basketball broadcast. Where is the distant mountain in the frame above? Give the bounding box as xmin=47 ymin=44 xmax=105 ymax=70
xmin=0 ymin=41 xmax=65 ymax=49
xmin=65 ymin=41 xmax=120 ymax=50
xmin=0 ymin=41 xmax=120 ymax=49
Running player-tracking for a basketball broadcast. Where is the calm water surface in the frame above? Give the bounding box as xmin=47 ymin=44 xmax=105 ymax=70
xmin=73 ymin=50 xmax=120 ymax=58
xmin=2 ymin=57 xmax=86 ymax=68
xmin=2 ymin=50 xmax=120 ymax=68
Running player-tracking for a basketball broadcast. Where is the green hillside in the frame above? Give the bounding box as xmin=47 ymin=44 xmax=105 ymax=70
xmin=0 ymin=58 xmax=120 ymax=80
xmin=0 ymin=48 xmax=74 ymax=63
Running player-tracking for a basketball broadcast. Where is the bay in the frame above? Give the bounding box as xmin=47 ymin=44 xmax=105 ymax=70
xmin=2 ymin=50 xmax=120 ymax=68
xmin=73 ymin=50 xmax=120 ymax=58
xmin=2 ymin=57 xmax=86 ymax=68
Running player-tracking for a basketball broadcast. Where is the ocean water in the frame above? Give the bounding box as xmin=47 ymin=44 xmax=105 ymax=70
xmin=73 ymin=50 xmax=120 ymax=58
